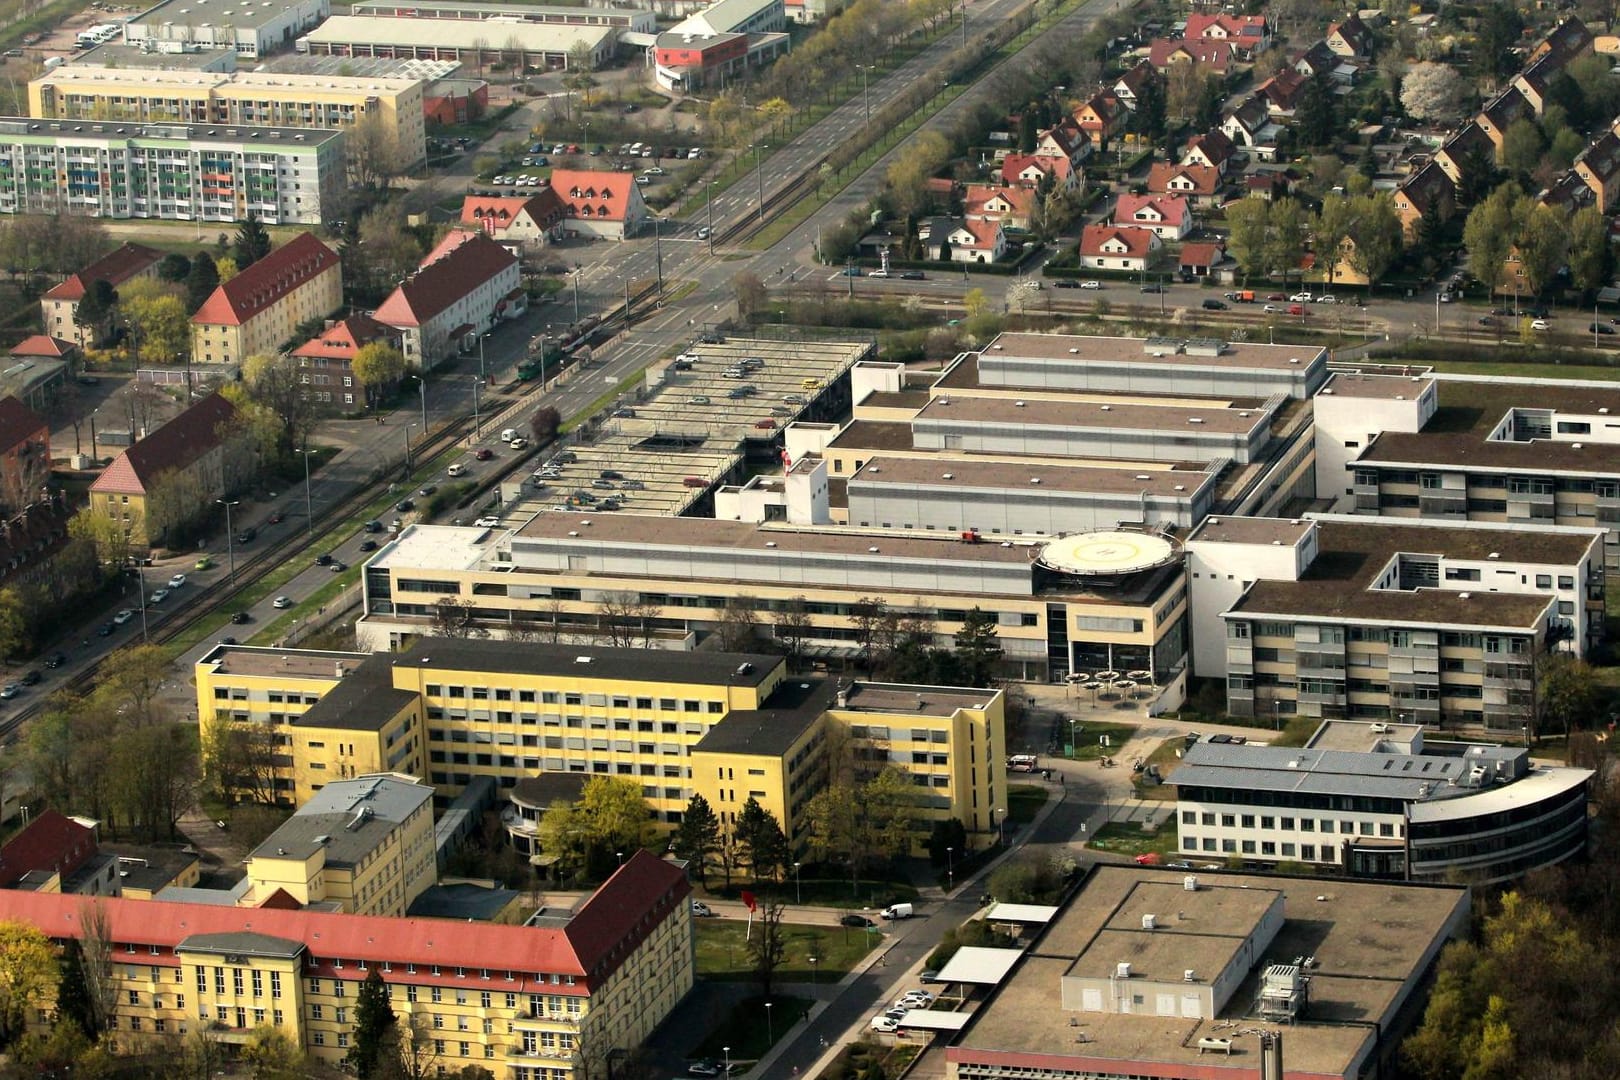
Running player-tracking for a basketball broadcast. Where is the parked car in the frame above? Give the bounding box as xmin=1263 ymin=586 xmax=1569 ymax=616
xmin=272 ymin=595 xmax=292 ymax=609
xmin=1532 ymin=318 xmax=1551 ymax=330
xmin=1290 ymin=292 xmax=1314 ymax=302
xmin=1201 ymin=299 xmax=1227 ymax=310
xmin=691 ymin=901 xmax=714 ymax=917
xmin=900 ymin=270 xmax=926 ymax=280
xmin=1053 ymin=279 xmax=1080 ymax=288
xmin=1140 ymin=283 xmax=1163 ymax=293
xmin=870 ymin=1017 xmax=900 ymax=1033
xmin=1315 ymin=294 xmax=1338 ymax=304
xmin=840 ymin=914 xmax=876 ymax=928
xmin=1079 ymin=280 xmax=1102 ymax=289
xmin=475 ymin=516 xmax=500 ymax=528
xmin=1591 ymin=323 xmax=1616 ymax=335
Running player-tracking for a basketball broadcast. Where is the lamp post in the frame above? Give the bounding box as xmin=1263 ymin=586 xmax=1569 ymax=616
xmin=418 ymin=377 xmax=427 ymax=435
xmin=808 ymin=955 xmax=817 ymax=987
xmin=217 ymin=499 xmax=238 ymax=584
xmin=859 ymin=65 xmax=872 ymax=126
xmin=470 ymin=377 xmax=484 ymax=439
xmin=765 ymin=1002 xmax=773 ymax=1046
xmin=752 ymin=142 xmax=767 ymax=223
xmin=129 ymin=566 xmax=148 ymax=643
xmin=404 ymin=422 xmax=416 ymax=473
xmin=793 ymin=861 xmax=801 ymax=905
xmin=706 ymin=180 xmax=717 ymax=254
xmin=572 ymin=268 xmax=582 ymax=324
xmin=723 ymin=1047 xmax=730 ymax=1077
xmin=946 ymin=846 xmax=953 ymax=889
xmin=616 ymin=851 xmax=624 ymax=866
xmin=993 ymin=807 xmax=1005 ymax=846
xmin=295 ymin=447 xmax=314 ymax=537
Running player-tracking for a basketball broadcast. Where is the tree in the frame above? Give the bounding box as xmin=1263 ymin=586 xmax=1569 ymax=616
xmin=348 ymin=112 xmax=408 ymax=190
xmin=530 ymin=405 xmax=561 ymax=445
xmin=578 ymin=775 xmax=656 ymax=855
xmin=1312 ymin=193 xmax=1356 ymax=290
xmin=747 ymin=897 xmax=789 ymax=1000
xmin=1400 ymin=61 xmax=1469 ymax=122
xmin=1264 ymin=197 xmax=1307 ymax=289
xmin=0 ymin=920 xmax=56 ymax=1050
xmin=185 ymin=251 xmax=220 ymax=314
xmin=732 ymin=797 xmax=788 ymax=882
xmin=1225 ymin=196 xmax=1273 ymax=282
xmin=672 ymin=794 xmax=722 ymax=883
xmin=1499 ymin=119 xmax=1545 ymax=178
xmin=73 ymin=278 xmax=117 ymax=343
xmin=349 ymin=967 xmax=397 ymax=1079
xmin=0 ymin=586 xmax=29 ymax=659
xmin=120 ymin=280 xmax=190 ymax=364
xmin=1473 ymin=4 xmax=1525 ymax=82
xmin=1567 ymin=205 xmax=1612 ymax=298
xmin=75 ymin=900 xmax=116 ymax=1040
xmin=732 ymin=272 xmax=767 ymax=322
xmin=241 ymin=1025 xmax=308 ymax=1080
xmin=926 ymin=818 xmax=967 ymax=867
xmin=1346 ymin=193 xmax=1403 ymax=288
xmin=772 ymin=596 xmax=814 ymax=671
xmin=241 ymin=352 xmax=321 ymax=453
xmin=1513 ymin=201 xmax=1569 ymax=298
xmin=351 ymin=341 xmax=407 ymax=407
xmin=430 ymin=596 xmax=487 ymax=639
xmin=715 ymin=596 xmax=761 ymax=652
xmin=860 ymin=767 xmax=920 ymax=863
xmin=54 ymin=939 xmax=98 ymax=1038
xmin=391 ymin=1011 xmax=443 ymax=1080
xmin=597 ymin=592 xmax=655 ymax=649
xmin=952 ymin=607 xmax=1002 ymax=686
xmin=1463 ymin=184 xmax=1519 ymax=297
xmin=1132 ymin=73 xmax=1167 ymax=147
xmin=202 ymin=714 xmax=282 ymax=805
xmin=234 ymin=214 xmax=272 ymax=269
xmin=158 ymin=252 xmax=191 ymax=283
xmin=1538 ymin=655 xmax=1604 ymax=738
xmin=1294 ymin=75 xmax=1337 ymax=148
xmin=884 ymin=130 xmax=951 ymax=219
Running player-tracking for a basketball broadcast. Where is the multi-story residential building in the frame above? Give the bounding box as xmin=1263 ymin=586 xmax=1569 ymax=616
xmin=0 ymin=395 xmax=51 ymax=514
xmin=88 ymin=392 xmax=237 ymax=547
xmin=1173 ymin=720 xmax=1591 ymax=882
xmin=291 ymin=314 xmax=403 ymax=409
xmin=948 ymin=865 xmax=1469 ymax=1080
xmin=0 ymin=118 xmax=344 ymax=225
xmin=198 ymin=641 xmax=1008 ymax=851
xmin=1186 ymin=515 xmax=1605 ymax=729
xmin=0 ymin=810 xmax=116 ymax=895
xmin=192 ymin=232 xmax=342 ymax=366
xmin=242 ymin=774 xmax=436 ymax=915
xmin=122 ymin=0 xmax=332 ymax=59
xmin=373 ymin=230 xmax=522 ymax=368
xmin=1314 ymin=374 xmax=1620 ymax=572
xmin=195 ymin=645 xmax=425 ymax=807
xmin=39 ymin=242 xmax=163 ymax=347
xmin=29 ymin=67 xmax=425 ymax=167
xmin=0 ymin=849 xmax=694 ymax=1076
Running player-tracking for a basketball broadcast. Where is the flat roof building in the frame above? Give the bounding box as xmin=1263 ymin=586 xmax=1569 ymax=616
xmin=948 ymin=865 xmax=1470 ymax=1080
xmin=1173 ymin=720 xmax=1590 ymax=882
xmin=298 ymin=16 xmax=618 ymax=70
xmin=1187 ymin=515 xmax=1605 ymax=729
xmin=124 ymin=0 xmax=331 ymax=58
xmin=349 ymin=0 xmax=658 ymax=33
xmin=975 ymin=332 xmax=1330 ymax=400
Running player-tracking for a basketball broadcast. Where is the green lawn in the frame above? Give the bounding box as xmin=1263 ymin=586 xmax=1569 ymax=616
xmin=1063 ymin=720 xmax=1138 ymax=760
xmin=1005 ymin=783 xmax=1046 ymax=825
xmin=1130 ymin=738 xmax=1186 ymax=802
xmin=700 ymin=874 xmax=916 ymax=909
xmin=693 ymin=919 xmax=878 ymax=982
xmin=688 ymin=992 xmax=813 ymax=1063
xmin=1087 ymin=819 xmax=1180 ymax=859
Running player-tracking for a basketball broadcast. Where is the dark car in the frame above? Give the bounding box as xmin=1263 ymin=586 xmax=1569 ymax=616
xmin=1140 ymin=283 xmax=1164 ymax=293
xmin=315 ymin=553 xmax=334 ymax=566
xmin=899 ymin=270 xmax=926 ymax=280
xmin=235 ymin=527 xmax=257 ymax=543
xmin=20 ymin=670 xmax=41 ymax=686
xmin=419 ymin=484 xmax=438 ymax=496
xmin=1201 ymin=298 xmax=1228 ymax=310
xmin=267 ymin=511 xmax=285 ymax=524
xmin=474 ymin=448 xmax=494 ymax=461
xmin=231 ymin=611 xmax=251 ymax=625
xmin=363 ymin=519 xmax=382 ymax=533
xmin=600 ymin=470 xmax=625 ymax=480
xmin=329 ymin=561 xmax=347 ymax=573
xmin=395 ymin=499 xmax=415 ymax=512
xmin=840 ymin=914 xmax=876 ymax=928
xmin=43 ymin=652 xmax=66 ymax=669
xmin=219 ymin=636 xmax=238 ymax=646
xmin=96 ymin=623 xmax=114 ymax=637
xmin=1053 ymin=279 xmax=1080 ymax=288
xmin=1591 ymin=323 xmax=1617 ymax=335
xmin=359 ymin=539 xmax=378 ymax=552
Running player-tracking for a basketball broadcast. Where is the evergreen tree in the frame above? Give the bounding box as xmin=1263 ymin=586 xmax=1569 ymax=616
xmin=54 ymin=939 xmax=99 ymax=1039
xmin=953 ymin=607 xmax=1003 ymax=687
xmin=1295 ymin=75 xmax=1337 ymax=149
xmin=72 ymin=279 xmax=117 ymax=343
xmin=671 ymin=793 xmax=721 ymax=884
xmin=157 ymin=252 xmax=191 ymax=282
xmin=233 ymin=214 xmax=272 ymax=269
xmin=733 ymin=797 xmax=789 ymax=883
xmin=347 ymin=967 xmax=397 ymax=1079
xmin=1134 ymin=76 xmax=1167 ymax=148
xmin=186 ymin=252 xmax=220 ymax=314
xmin=1017 ymin=108 xmax=1038 ymax=153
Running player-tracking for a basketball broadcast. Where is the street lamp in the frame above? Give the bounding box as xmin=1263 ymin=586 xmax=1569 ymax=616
xmin=217 ymin=499 xmax=238 ymax=584
xmin=723 ymin=1047 xmax=730 ymax=1076
xmin=469 ymin=377 xmax=484 ymax=438
xmin=752 ymin=142 xmax=767 ymax=223
xmin=945 ymin=846 xmax=953 ymax=889
xmin=616 ymin=851 xmax=624 ymax=866
xmin=294 ymin=446 xmax=315 ymax=537
xmin=859 ymin=65 xmax=872 ymax=126
xmin=764 ymin=1002 xmax=773 ymax=1046
xmin=418 ymin=376 xmax=427 ymax=435
xmin=706 ymin=180 xmax=718 ymax=255
xmin=793 ymin=861 xmax=801 ymax=905
xmin=404 ymin=422 xmax=416 ymax=474
xmin=1068 ymin=718 xmax=1077 ymax=756
xmin=129 ymin=565 xmax=149 ymax=643
xmin=993 ymin=807 xmax=1005 ymax=846
xmin=808 ymin=956 xmax=817 ymax=987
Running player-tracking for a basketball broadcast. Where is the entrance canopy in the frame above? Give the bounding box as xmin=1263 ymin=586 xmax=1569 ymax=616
xmin=934 ymin=946 xmax=1023 ymax=986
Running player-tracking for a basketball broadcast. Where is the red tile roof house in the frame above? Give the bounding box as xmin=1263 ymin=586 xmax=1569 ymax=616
xmin=39 ymin=243 xmax=163 ymax=349
xmin=1072 ymin=92 xmax=1130 ymax=144
xmin=1146 ymin=162 xmax=1223 ymax=207
xmin=1184 ymin=12 xmax=1271 ymax=55
xmin=460 ymin=191 xmax=565 ymax=247
xmin=1179 ymin=241 xmax=1226 ymax=278
xmin=963 ymin=184 xmax=1037 ymax=231
xmin=920 ymin=218 xmax=1008 ymax=263
xmin=1182 ymin=130 xmax=1237 ymax=175
xmin=291 ymin=315 xmax=403 ymax=410
xmin=6 ymin=336 xmax=76 ymax=409
xmin=0 ymin=810 xmax=115 ymax=895
xmin=191 ymin=233 xmax=342 ymax=367
xmin=1146 ymin=37 xmax=1237 ymax=76
xmin=547 ymin=167 xmax=651 ymax=240
xmin=1033 ymin=118 xmax=1092 ymax=168
xmin=999 ymin=153 xmax=1078 ymax=191
xmin=0 ymin=395 xmax=51 ymax=514
xmin=1113 ymin=193 xmax=1194 ymax=240
xmin=1077 ymin=225 xmax=1162 ymax=271
xmin=1256 ymin=67 xmax=1308 ymax=117
xmin=373 ymin=230 xmax=522 ymax=369
xmin=88 ymin=392 xmax=238 ymax=549
xmin=1112 ymin=61 xmax=1157 ymax=109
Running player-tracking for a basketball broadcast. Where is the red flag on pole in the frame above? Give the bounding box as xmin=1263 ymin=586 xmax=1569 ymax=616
xmin=741 ymin=890 xmax=758 ymax=912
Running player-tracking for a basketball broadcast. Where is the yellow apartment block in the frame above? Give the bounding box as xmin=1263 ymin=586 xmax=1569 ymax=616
xmin=195 ymin=646 xmax=425 ymax=807
xmin=0 ymin=852 xmax=694 ymax=1079
xmin=195 ymin=641 xmax=1009 ymax=850
xmin=242 ymin=773 xmax=437 ymax=916
xmin=191 ymin=232 xmax=342 ymax=367
xmin=28 ymin=67 xmax=426 ymax=166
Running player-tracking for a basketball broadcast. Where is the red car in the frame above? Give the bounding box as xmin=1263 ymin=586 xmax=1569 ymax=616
xmin=474 ymin=448 xmax=494 ymax=461
xmin=267 ymin=511 xmax=285 ymax=524
xmin=1266 ymin=293 xmax=1287 ymax=301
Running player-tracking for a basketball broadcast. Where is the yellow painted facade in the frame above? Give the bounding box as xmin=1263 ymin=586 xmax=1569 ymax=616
xmin=192 ymin=258 xmax=343 ymax=368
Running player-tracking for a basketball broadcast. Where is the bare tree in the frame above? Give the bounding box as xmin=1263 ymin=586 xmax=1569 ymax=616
xmin=392 ymin=1011 xmax=442 ymax=1080
xmin=431 ymin=597 xmax=488 ymax=639
xmin=747 ymin=897 xmax=789 ymax=1001
xmin=78 ymin=899 xmax=118 ymax=1038
xmin=772 ymin=596 xmax=815 ymax=671
xmin=598 ymin=592 xmax=656 ymax=648
xmin=714 ymin=596 xmax=761 ymax=652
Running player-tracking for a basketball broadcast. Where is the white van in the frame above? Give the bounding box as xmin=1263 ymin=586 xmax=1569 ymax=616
xmin=447 ymin=463 xmax=468 ymax=477
xmin=500 ymin=428 xmax=517 ymax=442
xmin=880 ymin=903 xmax=913 ymax=920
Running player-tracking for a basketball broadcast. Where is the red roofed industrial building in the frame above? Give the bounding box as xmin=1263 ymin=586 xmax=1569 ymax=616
xmin=88 ymin=392 xmax=237 ymax=547
xmin=373 ymin=231 xmax=522 ymax=367
xmin=191 ymin=233 xmax=342 ymax=367
xmin=40 ymin=243 xmax=164 ymax=348
xmin=0 ymin=849 xmax=694 ymax=1070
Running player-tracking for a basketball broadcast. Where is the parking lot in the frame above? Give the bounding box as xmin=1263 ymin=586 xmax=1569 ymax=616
xmin=497 ymin=338 xmax=870 ymax=520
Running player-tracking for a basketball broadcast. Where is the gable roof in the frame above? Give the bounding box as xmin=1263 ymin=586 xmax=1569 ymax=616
xmin=0 ymin=810 xmax=97 ymax=889
xmin=1114 ymin=193 xmax=1190 ymax=228
xmin=1079 ymin=224 xmax=1158 ymax=257
xmin=0 ymin=395 xmax=48 ymax=453
xmin=1227 ymin=95 xmax=1271 ymax=133
xmin=291 ymin=314 xmax=400 ymax=363
xmin=1539 ymin=171 xmax=1594 ymax=212
xmin=999 ymin=153 xmax=1073 ymax=186
xmin=1074 ymin=92 xmax=1126 ymax=126
xmin=1396 ymin=161 xmax=1454 ymax=214
xmin=192 ymin=233 xmax=339 ymax=328
xmin=1576 ymin=131 xmax=1620 ymax=186
xmin=1184 ymin=12 xmax=1267 ymax=42
xmin=1036 ymin=119 xmax=1088 ymax=159
xmin=459 ymin=192 xmax=563 ymax=234
xmin=1114 ymin=60 xmax=1156 ymax=96
xmin=1148 ymin=37 xmax=1236 ymax=72
xmin=1179 ymin=241 xmax=1225 ymax=267
xmin=1437 ymin=121 xmax=1494 ymax=172
xmin=1185 ymin=130 xmax=1236 ymax=165
xmin=963 ymin=184 xmax=1036 ymax=219
xmin=1147 ymin=161 xmax=1221 ymax=196
xmin=1294 ymin=41 xmax=1337 ymax=76
xmin=547 ymin=168 xmax=643 ymax=223
xmin=0 ymin=849 xmax=688 ymax=986
xmin=1531 ymin=15 xmax=1592 ymax=68
xmin=1326 ymin=13 xmax=1372 ymax=53
xmin=1479 ymin=85 xmax=1534 ymax=133
xmin=9 ymin=335 xmax=76 ymax=359
xmin=372 ymin=231 xmax=518 ymax=329
xmin=1256 ymin=67 xmax=1308 ymax=109
xmin=89 ymin=392 xmax=237 ymax=497
xmin=951 ymin=218 xmax=1003 ymax=249
xmin=43 ymin=243 xmax=163 ymax=303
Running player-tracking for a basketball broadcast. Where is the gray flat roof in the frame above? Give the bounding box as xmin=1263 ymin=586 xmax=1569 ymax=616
xmin=131 ymin=0 xmax=320 ymax=30
xmin=692 ymin=678 xmax=833 ymax=756
xmin=292 ymin=658 xmax=417 ymax=732
xmin=851 ymin=455 xmax=1214 ymax=498
xmin=199 ymin=644 xmax=368 ymax=681
xmin=1172 ymin=740 xmax=1537 ymax=804
xmin=177 ymin=931 xmax=304 ymax=958
xmin=1189 ymin=515 xmax=1313 ymax=546
xmin=981 ymin=332 xmax=1327 ymax=372
xmin=838 ymin=682 xmax=999 ymax=717
xmin=394 ymin=639 xmax=783 ymax=688
xmin=1320 ymin=372 xmax=1436 ymax=400
xmin=913 ymin=394 xmax=1270 ymax=435
xmin=0 ymin=117 xmax=343 ymax=147
xmin=250 ymin=775 xmax=433 ymax=867
xmin=304 ymin=15 xmax=616 ymax=51
xmin=934 ymin=945 xmax=1024 ymax=985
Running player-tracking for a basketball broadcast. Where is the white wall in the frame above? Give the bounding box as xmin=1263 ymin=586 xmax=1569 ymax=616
xmin=1312 ymin=379 xmax=1435 ymax=507
xmin=1185 ymin=521 xmax=1315 ymax=678
xmin=850 ymin=360 xmax=904 ymax=406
